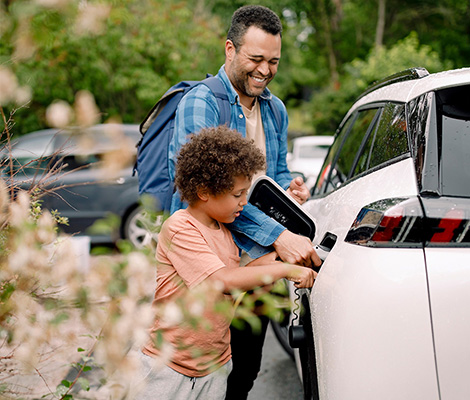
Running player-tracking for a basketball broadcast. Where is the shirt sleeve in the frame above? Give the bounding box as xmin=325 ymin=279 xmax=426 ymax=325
xmin=226 ymin=203 xmax=285 ymax=247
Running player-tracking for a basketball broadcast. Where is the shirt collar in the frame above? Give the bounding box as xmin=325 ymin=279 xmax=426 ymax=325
xmin=217 ymin=65 xmax=273 ymax=105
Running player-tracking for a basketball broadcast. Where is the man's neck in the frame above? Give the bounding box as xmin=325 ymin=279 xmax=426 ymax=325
xmin=241 ymin=96 xmax=257 ymax=110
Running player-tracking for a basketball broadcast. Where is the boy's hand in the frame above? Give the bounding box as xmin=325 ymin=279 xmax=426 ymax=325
xmin=286 ymin=265 xmax=317 ymax=288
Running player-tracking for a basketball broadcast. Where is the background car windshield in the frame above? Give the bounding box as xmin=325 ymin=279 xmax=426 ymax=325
xmin=299 ymin=145 xmax=331 ymax=159
xmin=5 ymin=133 xmax=55 ymax=176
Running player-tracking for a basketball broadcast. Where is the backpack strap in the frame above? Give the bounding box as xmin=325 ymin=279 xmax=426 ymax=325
xmin=202 ymin=75 xmax=231 ymax=126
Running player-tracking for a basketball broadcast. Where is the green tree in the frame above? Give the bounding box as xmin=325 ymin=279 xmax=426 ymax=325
xmin=0 ymin=0 xmax=226 ymax=135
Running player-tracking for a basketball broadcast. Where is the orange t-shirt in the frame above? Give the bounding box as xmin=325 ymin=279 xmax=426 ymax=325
xmin=143 ymin=209 xmax=240 ymax=377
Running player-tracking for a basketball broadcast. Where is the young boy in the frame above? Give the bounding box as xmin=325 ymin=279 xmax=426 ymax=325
xmin=137 ymin=126 xmax=316 ymax=399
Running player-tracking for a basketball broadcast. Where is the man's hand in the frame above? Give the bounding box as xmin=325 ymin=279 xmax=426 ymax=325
xmin=273 ymin=230 xmax=322 ymax=267
xmin=286 ymin=176 xmax=309 ymax=205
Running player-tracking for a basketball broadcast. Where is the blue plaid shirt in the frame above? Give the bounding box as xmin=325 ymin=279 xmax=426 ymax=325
xmin=169 ymin=65 xmax=292 ymax=258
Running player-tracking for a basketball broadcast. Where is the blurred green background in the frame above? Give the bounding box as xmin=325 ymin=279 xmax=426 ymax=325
xmin=1 ymin=0 xmax=468 ymax=137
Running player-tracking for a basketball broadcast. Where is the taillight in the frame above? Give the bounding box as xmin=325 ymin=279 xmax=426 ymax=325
xmin=345 ymin=197 xmax=470 ymax=247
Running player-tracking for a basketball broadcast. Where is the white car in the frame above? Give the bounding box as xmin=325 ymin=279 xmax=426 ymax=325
xmin=280 ymin=67 xmax=470 ymax=399
xmin=287 ymin=135 xmax=334 ymax=189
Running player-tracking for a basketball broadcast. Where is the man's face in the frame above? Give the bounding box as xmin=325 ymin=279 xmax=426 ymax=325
xmin=225 ymin=26 xmax=281 ymax=107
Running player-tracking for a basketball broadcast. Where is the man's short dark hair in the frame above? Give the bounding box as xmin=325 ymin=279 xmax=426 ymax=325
xmin=227 ymin=5 xmax=282 ymax=50
xmin=175 ymin=126 xmax=266 ymax=205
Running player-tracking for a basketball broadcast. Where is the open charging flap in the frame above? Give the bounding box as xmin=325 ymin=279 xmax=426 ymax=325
xmin=248 ymin=175 xmax=316 ymax=241
xmin=248 ymin=175 xmax=317 ymax=349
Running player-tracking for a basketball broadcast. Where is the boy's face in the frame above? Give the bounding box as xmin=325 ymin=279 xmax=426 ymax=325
xmin=206 ymin=175 xmax=251 ymax=224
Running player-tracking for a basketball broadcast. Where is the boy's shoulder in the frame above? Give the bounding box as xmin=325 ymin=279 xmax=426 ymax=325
xmin=162 ymin=209 xmax=193 ymax=233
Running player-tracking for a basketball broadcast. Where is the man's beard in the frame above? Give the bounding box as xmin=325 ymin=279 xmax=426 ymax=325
xmin=233 ymin=72 xmax=271 ymax=98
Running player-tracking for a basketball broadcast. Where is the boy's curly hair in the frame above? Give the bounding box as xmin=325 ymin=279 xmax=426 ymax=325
xmin=175 ymin=126 xmax=266 ymax=205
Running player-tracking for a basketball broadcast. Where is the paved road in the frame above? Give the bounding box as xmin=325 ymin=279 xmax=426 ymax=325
xmin=248 ymin=323 xmax=303 ymax=400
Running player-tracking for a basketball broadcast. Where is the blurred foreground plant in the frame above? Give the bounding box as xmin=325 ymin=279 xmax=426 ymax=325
xmin=0 ymin=186 xmax=157 ymax=399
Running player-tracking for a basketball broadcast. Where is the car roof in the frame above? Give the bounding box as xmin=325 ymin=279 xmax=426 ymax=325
xmin=345 ymin=67 xmax=470 ymax=121
xmin=292 ymin=135 xmax=334 ymax=146
xmin=8 ymin=124 xmax=140 ymax=157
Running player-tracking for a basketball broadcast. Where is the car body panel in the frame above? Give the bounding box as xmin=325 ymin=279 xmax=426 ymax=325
xmin=312 ymin=244 xmax=438 ymax=400
xmin=274 ymin=67 xmax=470 ymax=400
xmin=426 ymin=248 xmax=470 ymax=399
xmin=43 ymin=166 xmax=139 ymax=240
xmin=304 ymin=158 xmax=419 ymax=246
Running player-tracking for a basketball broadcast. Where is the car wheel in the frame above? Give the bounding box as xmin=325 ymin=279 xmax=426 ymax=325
xmin=298 ymin=295 xmax=320 ymax=400
xmin=122 ymin=206 xmax=161 ymax=249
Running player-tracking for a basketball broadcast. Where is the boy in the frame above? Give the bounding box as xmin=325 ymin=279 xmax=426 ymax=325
xmin=137 ymin=126 xmax=316 ymax=399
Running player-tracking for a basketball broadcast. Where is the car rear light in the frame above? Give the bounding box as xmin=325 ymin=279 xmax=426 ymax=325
xmin=345 ymin=197 xmax=470 ymax=247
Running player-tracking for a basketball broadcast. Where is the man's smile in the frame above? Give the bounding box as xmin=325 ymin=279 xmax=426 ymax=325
xmin=250 ymin=75 xmax=268 ymax=83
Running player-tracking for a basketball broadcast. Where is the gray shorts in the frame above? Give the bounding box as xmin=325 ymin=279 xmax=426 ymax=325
xmin=133 ymin=352 xmax=232 ymax=400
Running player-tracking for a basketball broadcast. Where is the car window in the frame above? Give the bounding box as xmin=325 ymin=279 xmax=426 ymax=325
xmin=5 ymin=126 xmax=138 ymax=177
xmin=353 ymin=103 xmax=408 ymax=177
xmin=11 ymin=134 xmax=55 ymax=157
xmin=437 ymin=85 xmax=470 ymax=197
xmin=61 ymin=154 xmax=99 ymax=172
xmin=314 ymin=117 xmax=354 ymax=195
xmin=335 ymin=108 xmax=379 ymax=180
xmin=7 ymin=156 xmax=52 ymax=176
xmin=314 ymin=108 xmax=379 ymax=195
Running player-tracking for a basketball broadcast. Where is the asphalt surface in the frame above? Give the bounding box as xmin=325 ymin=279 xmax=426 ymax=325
xmin=248 ymin=323 xmax=304 ymax=400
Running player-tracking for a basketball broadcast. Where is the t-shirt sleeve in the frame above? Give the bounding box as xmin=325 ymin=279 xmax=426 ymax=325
xmin=163 ymin=227 xmax=226 ymax=289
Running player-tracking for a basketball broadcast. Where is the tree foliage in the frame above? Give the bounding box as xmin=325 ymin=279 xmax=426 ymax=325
xmin=307 ymin=32 xmax=452 ymax=136
xmin=1 ymin=0 xmax=226 ymax=135
xmin=1 ymin=0 xmax=470 ymax=136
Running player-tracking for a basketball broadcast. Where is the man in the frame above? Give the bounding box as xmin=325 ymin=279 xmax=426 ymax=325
xmin=168 ymin=5 xmax=321 ymax=399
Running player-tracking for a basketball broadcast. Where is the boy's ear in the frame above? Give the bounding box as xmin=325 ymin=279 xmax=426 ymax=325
xmin=197 ymin=188 xmax=210 ymax=202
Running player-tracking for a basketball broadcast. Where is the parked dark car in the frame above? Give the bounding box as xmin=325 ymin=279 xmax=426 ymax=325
xmin=1 ymin=123 xmax=152 ymax=247
xmin=273 ymin=67 xmax=470 ymax=400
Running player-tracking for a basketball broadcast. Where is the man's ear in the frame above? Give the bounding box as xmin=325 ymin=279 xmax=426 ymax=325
xmin=225 ymin=39 xmax=236 ymax=61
